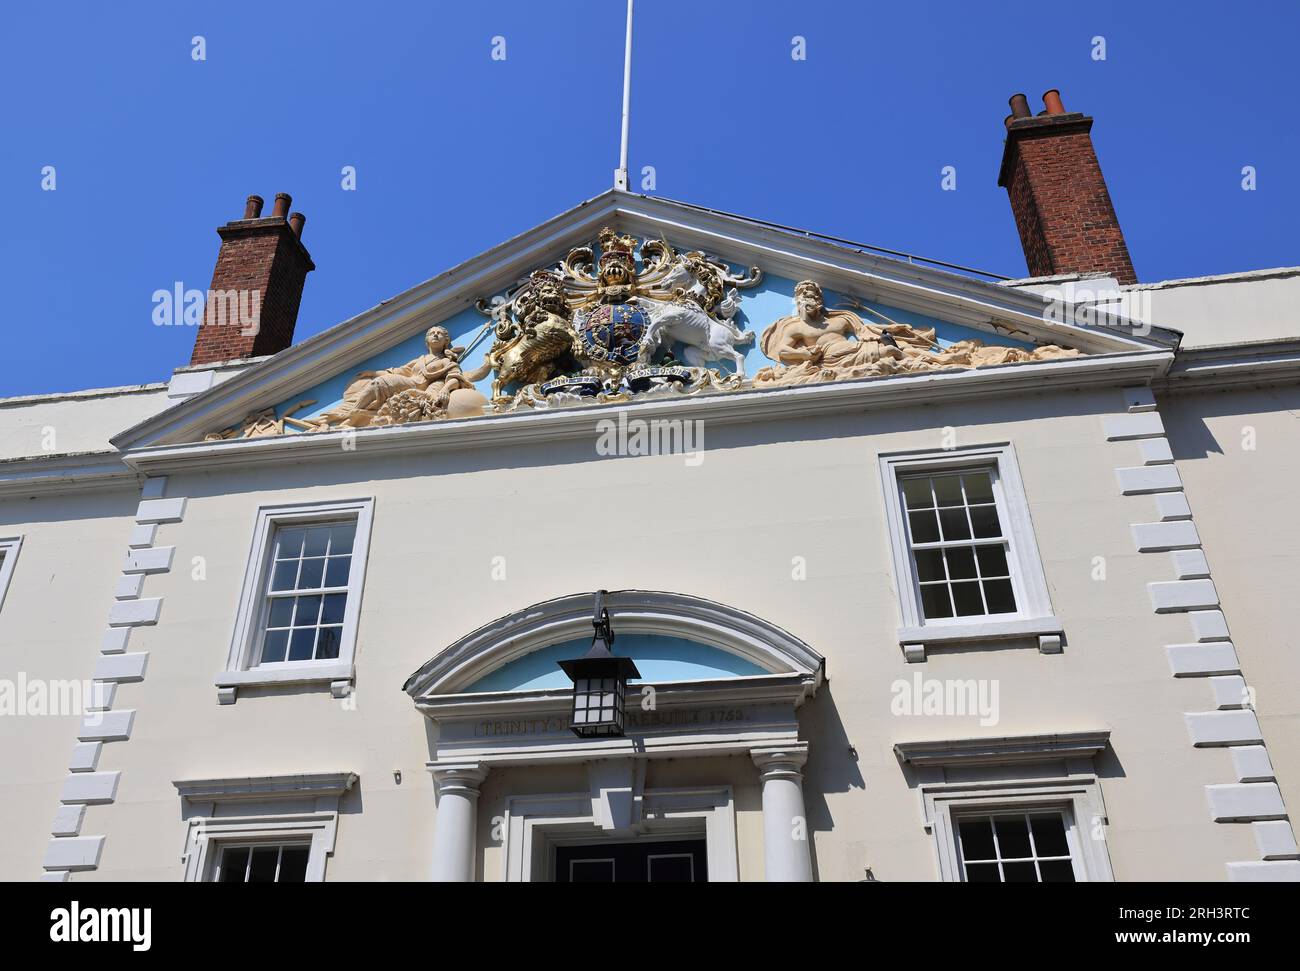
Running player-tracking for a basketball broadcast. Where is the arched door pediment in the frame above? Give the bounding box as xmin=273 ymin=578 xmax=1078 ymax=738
xmin=403 ymin=590 xmax=824 ymax=699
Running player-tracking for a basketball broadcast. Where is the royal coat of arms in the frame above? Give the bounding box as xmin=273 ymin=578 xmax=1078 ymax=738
xmin=465 ymin=227 xmax=763 ymax=405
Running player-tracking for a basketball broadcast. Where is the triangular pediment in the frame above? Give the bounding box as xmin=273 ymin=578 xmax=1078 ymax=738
xmin=113 ymin=190 xmax=1178 ymax=452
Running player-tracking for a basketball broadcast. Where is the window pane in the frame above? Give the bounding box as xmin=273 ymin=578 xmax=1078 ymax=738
xmin=648 ymin=856 xmax=694 ymax=882
xmin=298 ymin=558 xmax=325 ymax=589
xmin=267 ymin=598 xmax=294 ymax=628
xmin=995 ymin=816 xmax=1032 ymax=858
xmin=278 ymin=846 xmax=310 ymax=882
xmin=908 ymin=510 xmax=940 ymax=544
xmin=902 ymin=477 xmax=933 ymax=509
xmin=293 ymin=595 xmax=322 ymax=626
xmin=260 ymin=629 xmax=289 ymax=664
xmin=963 ymin=471 xmax=994 ymax=503
xmin=316 ymin=626 xmax=342 ymax=660
xmin=914 ymin=549 xmax=946 ymax=582
xmin=951 ymin=581 xmax=984 ymax=616
xmin=969 ymin=505 xmax=1002 ymax=539
xmin=248 ymin=847 xmax=280 ymax=883
xmin=1002 ymin=861 xmax=1038 ymax=882
xmin=220 ymin=847 xmax=250 ymax=883
xmin=324 ymin=556 xmax=352 ymax=587
xmin=270 ymin=560 xmax=299 ymax=592
xmin=983 ymin=579 xmax=1016 ymax=614
xmin=571 ymin=860 xmax=615 ymax=882
xmin=938 ymin=507 xmax=972 ymax=541
xmin=958 ymin=819 xmax=996 ymax=860
xmin=321 ymin=593 xmax=347 ymax=625
xmin=1030 ymin=815 xmax=1070 ymax=857
xmin=920 ymin=584 xmax=953 ymax=619
xmin=932 ymin=474 xmax=963 ymax=506
xmin=1037 ymin=859 xmax=1076 ymax=883
xmin=329 ymin=523 xmax=357 ymax=555
xmin=303 ymin=527 xmax=331 ymax=557
xmin=288 ymin=628 xmax=316 ymax=662
xmin=976 ymin=545 xmax=1009 ymax=578
xmin=964 ymin=862 xmax=1001 ymax=883
xmin=945 ymin=546 xmax=977 ymax=579
xmin=275 ymin=528 xmax=305 ymax=559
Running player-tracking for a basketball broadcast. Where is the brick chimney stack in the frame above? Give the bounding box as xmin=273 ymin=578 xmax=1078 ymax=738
xmin=997 ymin=90 xmax=1137 ymax=285
xmin=189 ymin=192 xmax=316 ymax=366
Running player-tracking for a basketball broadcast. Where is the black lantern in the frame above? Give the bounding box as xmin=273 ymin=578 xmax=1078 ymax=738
xmin=558 ymin=590 xmax=641 ymax=738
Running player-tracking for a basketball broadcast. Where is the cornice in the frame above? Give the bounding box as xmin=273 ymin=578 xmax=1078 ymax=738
xmin=415 ymin=673 xmax=815 ymax=719
xmin=1157 ymin=339 xmax=1300 ymax=394
xmin=172 ymin=772 xmax=358 ymax=803
xmin=121 ymin=350 xmax=1173 ymax=476
xmin=894 ymin=730 xmax=1112 ymax=767
xmin=0 ymin=450 xmax=137 ymax=499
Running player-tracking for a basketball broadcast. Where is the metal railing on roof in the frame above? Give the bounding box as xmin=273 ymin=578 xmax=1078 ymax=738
xmin=651 ymin=196 xmax=1012 ymax=282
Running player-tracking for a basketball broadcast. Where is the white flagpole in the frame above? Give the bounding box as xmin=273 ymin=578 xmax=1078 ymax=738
xmin=615 ymin=0 xmax=634 ymax=191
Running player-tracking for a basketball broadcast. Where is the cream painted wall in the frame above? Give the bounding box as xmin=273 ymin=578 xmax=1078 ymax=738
xmin=1162 ymin=386 xmax=1300 ymax=819
xmin=1137 ymin=272 xmax=1300 ymax=349
xmin=42 ymin=385 xmax=1260 ymax=882
xmin=0 ymin=488 xmax=142 ymax=879
xmin=0 ymin=387 xmax=170 ymax=461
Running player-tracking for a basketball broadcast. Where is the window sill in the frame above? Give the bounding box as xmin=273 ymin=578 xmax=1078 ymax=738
xmin=215 ymin=662 xmax=354 ymax=704
xmin=897 ymin=615 xmax=1064 ymax=662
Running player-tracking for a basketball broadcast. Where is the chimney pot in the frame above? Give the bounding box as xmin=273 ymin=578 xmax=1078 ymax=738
xmin=244 ymin=195 xmax=264 ymax=219
xmin=271 ymin=193 xmax=292 ymax=219
xmin=1042 ymin=88 xmax=1065 ymax=115
xmin=288 ymin=212 xmax=306 ymax=238
xmin=1008 ymin=93 xmax=1031 ymax=119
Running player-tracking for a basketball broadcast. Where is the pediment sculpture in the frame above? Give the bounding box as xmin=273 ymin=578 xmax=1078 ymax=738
xmin=202 ymin=326 xmax=489 ymax=441
xmin=202 ymin=239 xmax=1084 ymax=442
xmin=753 ymin=281 xmax=1078 ymax=388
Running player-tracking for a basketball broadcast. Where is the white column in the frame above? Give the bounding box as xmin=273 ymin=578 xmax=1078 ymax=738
xmin=752 ymin=744 xmax=813 ymax=882
xmin=429 ymin=762 xmax=488 ymax=882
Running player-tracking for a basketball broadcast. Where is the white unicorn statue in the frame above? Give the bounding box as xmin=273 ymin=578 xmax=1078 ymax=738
xmin=636 ymin=256 xmax=756 ymax=376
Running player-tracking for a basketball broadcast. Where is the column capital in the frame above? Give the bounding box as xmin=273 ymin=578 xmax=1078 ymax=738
xmin=428 ymin=761 xmax=489 ymax=797
xmin=751 ymin=743 xmax=809 ymax=780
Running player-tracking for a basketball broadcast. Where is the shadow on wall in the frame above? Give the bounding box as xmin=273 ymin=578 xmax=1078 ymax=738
xmin=1161 ymin=385 xmax=1300 ymax=461
xmin=797 ymin=683 xmax=866 ymax=881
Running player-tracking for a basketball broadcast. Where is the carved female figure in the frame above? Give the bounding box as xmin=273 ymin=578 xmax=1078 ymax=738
xmin=312 ymin=325 xmax=479 ymax=429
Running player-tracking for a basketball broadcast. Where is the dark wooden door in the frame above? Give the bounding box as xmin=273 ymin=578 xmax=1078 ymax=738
xmin=554 ymin=838 xmax=708 ymax=882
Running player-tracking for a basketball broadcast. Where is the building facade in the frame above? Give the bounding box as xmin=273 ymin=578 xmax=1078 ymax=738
xmin=2 ymin=92 xmax=1298 ymax=883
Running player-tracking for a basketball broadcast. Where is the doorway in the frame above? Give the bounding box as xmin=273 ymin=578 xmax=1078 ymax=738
xmin=554 ymin=838 xmax=708 ymax=882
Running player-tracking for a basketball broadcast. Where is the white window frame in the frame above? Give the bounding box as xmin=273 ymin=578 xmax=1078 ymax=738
xmin=879 ymin=443 xmax=1061 ymax=656
xmin=216 ymin=498 xmax=374 ymax=703
xmin=896 ymin=730 xmax=1114 ymax=882
xmin=184 ymin=814 xmax=338 ymax=882
xmin=0 ymin=536 xmax=22 ymax=616
xmin=925 ymin=782 xmax=1113 ymax=883
xmin=175 ymin=772 xmax=355 ymax=882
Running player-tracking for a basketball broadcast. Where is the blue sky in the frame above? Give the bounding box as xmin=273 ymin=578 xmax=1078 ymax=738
xmin=2 ymin=0 xmax=1296 ymax=398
